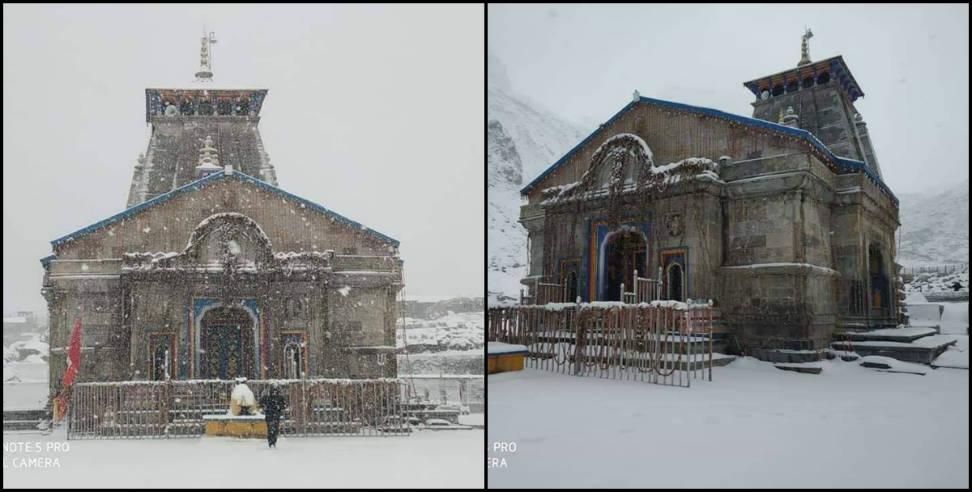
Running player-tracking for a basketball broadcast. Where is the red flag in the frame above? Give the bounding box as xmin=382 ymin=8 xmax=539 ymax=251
xmin=61 ymin=315 xmax=82 ymax=387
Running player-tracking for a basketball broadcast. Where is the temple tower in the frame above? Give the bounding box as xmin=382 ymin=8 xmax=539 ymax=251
xmin=742 ymin=28 xmax=883 ymax=178
xmin=127 ymin=31 xmax=278 ymax=207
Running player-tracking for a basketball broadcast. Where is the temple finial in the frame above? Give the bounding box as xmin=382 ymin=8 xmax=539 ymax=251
xmin=798 ymin=27 xmax=814 ymax=67
xmin=194 ymin=30 xmax=218 ymax=81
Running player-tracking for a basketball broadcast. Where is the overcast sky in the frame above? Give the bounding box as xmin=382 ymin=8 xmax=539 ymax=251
xmin=488 ymin=3 xmax=969 ymax=195
xmin=3 ymin=4 xmax=484 ymax=315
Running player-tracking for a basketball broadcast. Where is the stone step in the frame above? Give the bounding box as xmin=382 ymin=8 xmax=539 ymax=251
xmin=831 ymin=335 xmax=958 ymax=365
xmin=2 ymin=419 xmax=45 ymax=431
xmin=774 ymin=363 xmax=822 ymax=375
xmin=838 ymin=327 xmax=939 ymax=343
xmin=750 ymin=349 xmax=826 ymax=364
xmin=3 ymin=409 xmax=50 ymax=421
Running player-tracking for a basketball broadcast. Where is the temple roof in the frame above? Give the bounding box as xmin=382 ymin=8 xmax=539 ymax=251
xmin=145 ymin=88 xmax=269 ymax=122
xmin=519 ymin=95 xmax=896 ymax=205
xmin=45 ymin=169 xmax=399 ymax=260
xmin=742 ymin=55 xmax=865 ymax=103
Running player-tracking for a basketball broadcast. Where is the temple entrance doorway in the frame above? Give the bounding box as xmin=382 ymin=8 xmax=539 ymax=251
xmin=600 ymin=230 xmax=647 ymax=301
xmin=200 ymin=307 xmax=256 ymax=380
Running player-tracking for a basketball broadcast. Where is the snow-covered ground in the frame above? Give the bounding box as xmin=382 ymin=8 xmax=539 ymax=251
xmin=3 ymin=425 xmax=483 ymax=488
xmin=931 ymin=301 xmax=969 ymax=369
xmin=3 ymin=363 xmax=48 ymax=410
xmin=488 ymin=360 xmax=968 ymax=488
xmin=397 ymin=311 xmax=483 ymax=351
xmin=396 ymin=309 xmax=484 ymax=378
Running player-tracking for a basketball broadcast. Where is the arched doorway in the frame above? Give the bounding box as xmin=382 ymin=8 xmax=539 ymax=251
xmin=667 ymin=263 xmax=684 ymax=302
xmin=599 ymin=230 xmax=647 ymax=301
xmin=200 ymin=307 xmax=256 ymax=379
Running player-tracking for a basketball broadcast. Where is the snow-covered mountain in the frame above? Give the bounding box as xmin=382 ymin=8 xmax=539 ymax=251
xmin=487 ymin=53 xmax=588 ymax=303
xmin=896 ymin=178 xmax=969 ymax=267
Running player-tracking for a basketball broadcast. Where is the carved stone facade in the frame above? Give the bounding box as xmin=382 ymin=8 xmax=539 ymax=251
xmin=520 ymin=54 xmax=900 ymax=361
xmin=42 ymin=77 xmax=401 ymax=397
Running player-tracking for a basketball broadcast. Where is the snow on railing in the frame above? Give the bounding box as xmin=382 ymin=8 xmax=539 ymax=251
xmin=67 ymin=378 xmax=407 ymax=440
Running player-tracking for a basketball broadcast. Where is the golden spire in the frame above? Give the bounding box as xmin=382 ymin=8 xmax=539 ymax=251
xmin=798 ymin=27 xmax=814 ymax=67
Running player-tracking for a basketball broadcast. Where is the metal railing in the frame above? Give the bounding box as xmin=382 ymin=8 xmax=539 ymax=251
xmin=535 ymin=282 xmax=565 ymax=305
xmin=621 ymin=269 xmax=662 ymax=304
xmin=488 ymin=302 xmax=714 ymax=387
xmin=67 ymin=379 xmax=407 ymax=440
xmin=901 ymin=263 xmax=968 ymax=277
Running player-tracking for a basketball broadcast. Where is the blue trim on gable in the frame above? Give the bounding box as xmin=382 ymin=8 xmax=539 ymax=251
xmin=39 ymin=254 xmax=55 ymax=267
xmin=228 ymin=172 xmax=400 ymax=246
xmin=51 ymin=171 xmax=226 ymax=248
xmin=520 ymin=100 xmax=638 ymax=195
xmin=49 ymin=170 xmax=400 ymax=250
xmin=519 ymin=95 xmax=898 ymax=206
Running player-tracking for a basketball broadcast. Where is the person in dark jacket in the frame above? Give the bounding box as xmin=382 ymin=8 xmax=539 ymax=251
xmin=259 ymin=382 xmax=287 ymax=448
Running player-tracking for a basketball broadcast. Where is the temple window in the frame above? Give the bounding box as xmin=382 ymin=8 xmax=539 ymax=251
xmin=198 ymin=100 xmax=213 ymax=115
xmin=284 ymin=342 xmax=303 ymax=379
xmin=667 ymin=263 xmax=684 ymax=302
xmin=217 ymin=99 xmax=233 ymax=115
xmin=565 ymin=271 xmax=579 ymax=303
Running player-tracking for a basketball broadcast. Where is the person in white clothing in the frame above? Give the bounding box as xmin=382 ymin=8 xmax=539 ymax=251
xmin=230 ymin=377 xmax=257 ymax=416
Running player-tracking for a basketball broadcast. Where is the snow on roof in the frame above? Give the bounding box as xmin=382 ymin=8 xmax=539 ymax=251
xmin=593 ymin=133 xmax=653 ymax=160
xmin=186 ymin=212 xmax=272 ymax=252
xmin=4 ymin=317 xmax=28 ymax=324
xmin=44 ymin=169 xmax=399 ymax=260
xmin=520 ymin=95 xmax=898 ymax=206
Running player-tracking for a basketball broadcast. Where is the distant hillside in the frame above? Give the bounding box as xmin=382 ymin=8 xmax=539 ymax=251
xmin=897 ymin=179 xmax=969 ymax=267
xmin=487 ymin=52 xmax=588 ymax=303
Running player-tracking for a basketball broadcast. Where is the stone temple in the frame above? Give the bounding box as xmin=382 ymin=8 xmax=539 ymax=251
xmin=41 ymin=34 xmax=403 ymax=397
xmin=519 ymin=31 xmax=902 ymax=361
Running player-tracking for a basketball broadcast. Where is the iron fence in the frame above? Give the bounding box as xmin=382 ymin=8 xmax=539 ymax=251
xmin=901 ymin=263 xmax=968 ymax=277
xmin=489 ymin=302 xmax=714 ymax=387
xmin=67 ymin=378 xmax=407 ymax=440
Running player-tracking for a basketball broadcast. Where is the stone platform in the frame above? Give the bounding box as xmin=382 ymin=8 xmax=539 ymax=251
xmin=203 ymin=414 xmax=267 ymax=438
xmin=832 ymin=331 xmax=958 ymax=365
xmin=488 ymin=342 xmax=528 ymax=374
xmin=2 ymin=409 xmax=50 ymax=431
xmin=843 ymin=327 xmax=939 ymax=343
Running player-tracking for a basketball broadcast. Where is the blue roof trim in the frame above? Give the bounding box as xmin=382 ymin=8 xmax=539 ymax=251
xmin=520 ymin=100 xmax=638 ymax=194
xmin=50 ymin=170 xmax=399 ymax=250
xmin=40 ymin=254 xmax=55 ymax=267
xmin=520 ymin=95 xmax=897 ymax=206
xmin=229 ymin=172 xmax=401 ymax=246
